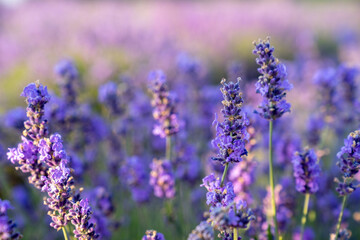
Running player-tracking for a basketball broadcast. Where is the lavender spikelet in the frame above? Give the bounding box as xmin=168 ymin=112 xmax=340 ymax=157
xmin=292 ymin=148 xmax=321 ymax=194
xmin=148 ymin=70 xmax=179 ymax=138
xmin=149 ymin=159 xmax=176 ymax=199
xmin=0 ymin=199 xmax=22 ymax=240
xmin=98 ymin=81 xmax=122 ymax=115
xmin=142 ymin=230 xmax=166 ymax=240
xmin=212 ymin=78 xmax=249 ymax=165
xmin=330 ymin=228 xmax=352 ymax=240
xmin=187 ymin=221 xmax=214 ymax=240
xmin=7 ymin=82 xmax=50 ymax=189
xmin=201 ymin=173 xmax=235 ymax=207
xmin=54 ymin=59 xmax=79 ymax=105
xmin=253 ymin=37 xmax=293 ymax=120
xmin=209 ymin=201 xmax=255 ymax=238
xmin=41 ymin=160 xmax=74 ymax=230
xmin=67 ymin=199 xmax=99 ymax=240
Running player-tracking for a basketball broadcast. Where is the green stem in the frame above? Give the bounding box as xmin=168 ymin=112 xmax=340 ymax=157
xmin=269 ymin=120 xmax=279 ymax=240
xmin=166 ymin=135 xmax=172 ymax=161
xmin=300 ymin=193 xmax=310 ymax=240
xmin=335 ymin=195 xmax=347 ymax=239
xmin=233 ymin=228 xmax=238 ymax=240
xmin=220 ymin=163 xmax=229 ymax=187
xmin=62 ymin=226 xmax=69 ymax=240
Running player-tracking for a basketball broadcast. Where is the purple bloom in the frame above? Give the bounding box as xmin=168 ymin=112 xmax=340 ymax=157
xmin=201 ymin=173 xmax=235 ymax=207
xmin=148 ymin=70 xmax=179 ymax=138
xmin=337 ymin=130 xmax=360 ymax=178
xmin=21 ymin=82 xmax=50 ymax=106
xmin=142 ymin=230 xmax=166 ymax=240
xmin=306 ymin=115 xmax=325 ymax=146
xmin=292 ymin=148 xmax=321 ymax=194
xmin=0 ymin=199 xmax=22 ymax=240
xmin=54 ymin=59 xmax=79 ymax=81
xmin=212 ymin=78 xmax=249 ymax=165
xmin=187 ymin=221 xmax=214 ymax=240
xmin=120 ymin=156 xmax=151 ymax=203
xmin=330 ymin=228 xmax=352 ymax=240
xmin=253 ymin=37 xmax=292 ymax=120
xmin=149 ymin=159 xmax=176 ymax=199
xmin=67 ymin=199 xmax=99 ymax=240
xmin=208 ymin=200 xmax=255 ymax=237
xmin=98 ymin=81 xmax=122 ymax=115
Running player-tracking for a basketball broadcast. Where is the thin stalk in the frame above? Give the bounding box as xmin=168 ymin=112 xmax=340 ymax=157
xmin=335 ymin=195 xmax=347 ymax=239
xmin=269 ymin=120 xmax=279 ymax=240
xmin=166 ymin=135 xmax=172 ymax=161
xmin=62 ymin=226 xmax=69 ymax=240
xmin=233 ymin=228 xmax=238 ymax=240
xmin=300 ymin=193 xmax=310 ymax=240
xmin=220 ymin=163 xmax=229 ymax=187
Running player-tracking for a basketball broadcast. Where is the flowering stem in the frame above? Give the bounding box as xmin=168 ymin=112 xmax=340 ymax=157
xmin=269 ymin=120 xmax=279 ymax=240
xmin=62 ymin=226 xmax=69 ymax=240
xmin=300 ymin=193 xmax=310 ymax=240
xmin=335 ymin=195 xmax=347 ymax=239
xmin=220 ymin=163 xmax=229 ymax=187
xmin=166 ymin=135 xmax=172 ymax=161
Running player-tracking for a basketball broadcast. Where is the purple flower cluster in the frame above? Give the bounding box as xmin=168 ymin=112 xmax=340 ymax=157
xmin=148 ymin=70 xmax=179 ymax=138
xmin=121 ymin=156 xmax=151 ymax=203
xmin=98 ymin=81 xmax=122 ymax=115
xmin=292 ymin=148 xmax=321 ymax=194
xmin=67 ymin=199 xmax=99 ymax=240
xmin=253 ymin=37 xmax=292 ymax=120
xmin=187 ymin=221 xmax=214 ymax=240
xmin=201 ymin=173 xmax=235 ymax=207
xmin=0 ymin=199 xmax=22 ymax=240
xmin=306 ymin=115 xmax=325 ymax=146
xmin=335 ymin=130 xmax=360 ymax=196
xmin=212 ymin=78 xmax=249 ymax=165
xmin=54 ymin=59 xmax=79 ymax=105
xmin=208 ymin=201 xmax=255 ymax=238
xmin=142 ymin=230 xmax=166 ymax=240
xmin=149 ymin=159 xmax=176 ymax=199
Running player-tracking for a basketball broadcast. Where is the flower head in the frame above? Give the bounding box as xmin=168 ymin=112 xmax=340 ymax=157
xmin=142 ymin=230 xmax=166 ymax=240
xmin=292 ymin=148 xmax=321 ymax=194
xmin=0 ymin=199 xmax=22 ymax=240
xmin=149 ymin=159 xmax=176 ymax=199
xmin=187 ymin=221 xmax=214 ymax=240
xmin=253 ymin=37 xmax=292 ymax=120
xmin=201 ymin=173 xmax=235 ymax=207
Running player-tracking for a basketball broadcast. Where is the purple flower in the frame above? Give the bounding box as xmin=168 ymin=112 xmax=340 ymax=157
xmin=142 ymin=230 xmax=166 ymax=240
xmin=148 ymin=70 xmax=179 ymax=138
xmin=330 ymin=228 xmax=352 ymax=240
xmin=0 ymin=199 xmax=22 ymax=240
xmin=208 ymin=200 xmax=255 ymax=237
xmin=187 ymin=221 xmax=214 ymax=240
xmin=306 ymin=115 xmax=325 ymax=146
xmin=67 ymin=199 xmax=99 ymax=240
xmin=292 ymin=148 xmax=321 ymax=194
xmin=21 ymin=82 xmax=50 ymax=106
xmin=201 ymin=173 xmax=235 ymax=207
xmin=253 ymin=37 xmax=292 ymax=120
xmin=211 ymin=78 xmax=249 ymax=165
xmin=98 ymin=81 xmax=122 ymax=115
xmin=149 ymin=159 xmax=176 ymax=199
xmin=54 ymin=59 xmax=79 ymax=81
xmin=121 ymin=156 xmax=151 ymax=203
xmin=337 ymin=130 xmax=360 ymax=178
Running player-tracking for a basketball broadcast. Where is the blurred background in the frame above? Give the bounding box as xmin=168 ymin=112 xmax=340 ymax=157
xmin=0 ymin=0 xmax=360 ymax=239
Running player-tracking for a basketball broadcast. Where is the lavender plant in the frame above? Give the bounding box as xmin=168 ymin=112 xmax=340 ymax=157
xmin=292 ymin=148 xmax=320 ymax=240
xmin=0 ymin=199 xmax=22 ymax=240
xmin=334 ymin=130 xmax=360 ymax=239
xmin=253 ymin=37 xmax=292 ymax=240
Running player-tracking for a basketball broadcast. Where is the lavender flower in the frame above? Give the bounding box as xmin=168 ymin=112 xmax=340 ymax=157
xmin=148 ymin=70 xmax=179 ymax=138
xmin=41 ymin=160 xmax=74 ymax=230
xmin=187 ymin=221 xmax=214 ymax=240
xmin=292 ymin=148 xmax=321 ymax=194
xmin=98 ymin=81 xmax=122 ymax=115
xmin=337 ymin=130 xmax=360 ymax=178
xmin=142 ymin=230 xmax=166 ymax=240
xmin=149 ymin=159 xmax=176 ymax=199
xmin=54 ymin=59 xmax=79 ymax=105
xmin=201 ymin=173 xmax=235 ymax=207
xmin=253 ymin=37 xmax=292 ymax=120
xmin=330 ymin=228 xmax=352 ymax=240
xmin=212 ymin=78 xmax=249 ymax=165
xmin=121 ymin=156 xmax=151 ymax=203
xmin=67 ymin=199 xmax=99 ymax=240
xmin=313 ymin=67 xmax=338 ymax=122
xmin=0 ymin=199 xmax=22 ymax=240
xmin=208 ymin=200 xmax=255 ymax=237
xmin=306 ymin=115 xmax=324 ymax=146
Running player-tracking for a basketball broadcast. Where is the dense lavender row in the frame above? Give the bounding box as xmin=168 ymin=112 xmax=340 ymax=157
xmin=0 ymin=28 xmax=359 ymax=240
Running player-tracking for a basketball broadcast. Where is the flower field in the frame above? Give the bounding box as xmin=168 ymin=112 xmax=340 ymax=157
xmin=0 ymin=1 xmax=360 ymax=240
